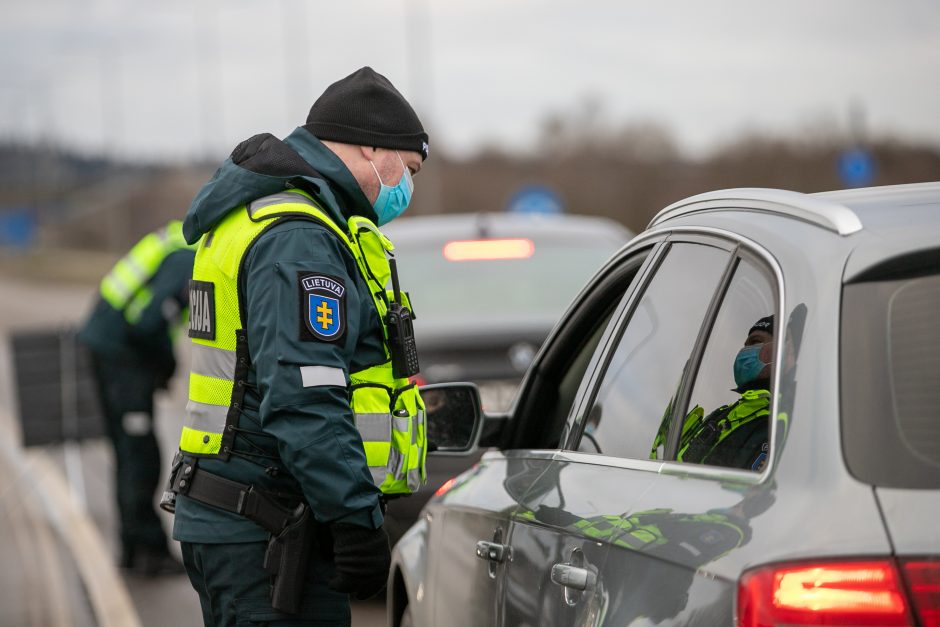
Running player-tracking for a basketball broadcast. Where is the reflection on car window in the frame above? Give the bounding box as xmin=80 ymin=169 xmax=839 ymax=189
xmin=581 ymin=244 xmax=730 ymax=459
xmin=668 ymin=258 xmax=777 ymax=472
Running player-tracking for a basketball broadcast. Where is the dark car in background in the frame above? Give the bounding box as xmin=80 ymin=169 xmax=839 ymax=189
xmin=380 ymin=212 xmax=632 ymax=543
xmin=388 ymin=182 xmax=940 ymax=627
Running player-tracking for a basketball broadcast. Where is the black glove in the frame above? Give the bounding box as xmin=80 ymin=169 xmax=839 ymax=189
xmin=327 ymin=523 xmax=391 ymax=600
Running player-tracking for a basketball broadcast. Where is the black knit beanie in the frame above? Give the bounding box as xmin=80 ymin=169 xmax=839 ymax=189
xmin=304 ymin=67 xmax=429 ymax=161
xmin=748 ymin=315 xmax=774 ymax=337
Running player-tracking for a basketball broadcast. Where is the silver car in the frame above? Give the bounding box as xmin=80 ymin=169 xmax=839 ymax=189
xmin=388 ymin=182 xmax=940 ymax=627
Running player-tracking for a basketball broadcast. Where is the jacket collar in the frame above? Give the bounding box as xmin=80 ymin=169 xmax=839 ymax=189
xmin=284 ymin=128 xmax=377 ymax=224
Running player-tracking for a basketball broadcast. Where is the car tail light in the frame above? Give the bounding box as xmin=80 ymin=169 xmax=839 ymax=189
xmin=409 ymin=374 xmax=428 ymax=387
xmin=433 ymin=477 xmax=457 ymax=498
xmin=442 ymin=238 xmax=535 ymax=261
xmin=738 ymin=560 xmax=915 ymax=626
xmin=901 ymin=559 xmax=940 ymax=627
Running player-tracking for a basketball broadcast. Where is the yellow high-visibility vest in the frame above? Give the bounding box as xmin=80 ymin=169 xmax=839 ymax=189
xmin=100 ymin=220 xmax=194 ymax=324
xmin=178 ymin=189 xmax=426 ymax=495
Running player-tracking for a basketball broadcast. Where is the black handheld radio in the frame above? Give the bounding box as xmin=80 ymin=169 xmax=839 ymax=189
xmin=386 ymin=258 xmax=420 ymax=378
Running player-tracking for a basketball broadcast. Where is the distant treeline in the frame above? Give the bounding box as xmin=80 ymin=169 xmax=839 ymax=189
xmin=430 ymin=120 xmax=940 ymax=233
xmin=1 ymin=125 xmax=938 ymax=251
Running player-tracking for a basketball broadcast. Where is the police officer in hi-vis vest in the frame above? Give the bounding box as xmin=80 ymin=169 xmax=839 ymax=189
xmin=78 ymin=220 xmax=195 ymax=576
xmin=164 ymin=67 xmax=429 ymax=625
xmin=651 ymin=315 xmax=776 ymax=472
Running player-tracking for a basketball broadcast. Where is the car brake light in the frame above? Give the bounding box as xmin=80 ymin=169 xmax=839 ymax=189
xmin=442 ymin=238 xmax=535 ymax=261
xmin=433 ymin=477 xmax=457 ymax=498
xmin=901 ymin=559 xmax=940 ymax=627
xmin=738 ymin=560 xmax=914 ymax=626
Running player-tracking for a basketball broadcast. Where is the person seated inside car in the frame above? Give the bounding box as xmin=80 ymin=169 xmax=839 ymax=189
xmin=652 ymin=316 xmax=775 ymax=472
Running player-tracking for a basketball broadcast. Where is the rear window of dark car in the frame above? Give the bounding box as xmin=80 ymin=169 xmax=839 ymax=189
xmin=841 ymin=268 xmax=940 ymax=489
xmin=395 ymin=236 xmax=620 ymax=327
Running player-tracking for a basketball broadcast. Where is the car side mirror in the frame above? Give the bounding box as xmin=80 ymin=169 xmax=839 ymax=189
xmin=421 ymin=382 xmax=484 ymax=453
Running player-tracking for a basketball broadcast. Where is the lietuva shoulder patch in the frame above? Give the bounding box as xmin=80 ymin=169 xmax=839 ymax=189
xmin=299 ymin=272 xmax=346 ymax=342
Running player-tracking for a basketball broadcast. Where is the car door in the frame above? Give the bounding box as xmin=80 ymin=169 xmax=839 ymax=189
xmin=423 ymin=245 xmax=656 ymax=627
xmin=565 ymin=238 xmax=783 ymax=626
xmin=498 ymin=237 xmax=738 ymax=626
xmin=420 ymin=451 xmax=537 ymax=627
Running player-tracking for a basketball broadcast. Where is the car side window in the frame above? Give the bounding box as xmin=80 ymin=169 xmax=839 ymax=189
xmin=578 ymin=243 xmax=731 ymax=459
xmin=516 ymin=252 xmax=650 ymax=451
xmin=674 ymin=257 xmax=776 ymax=471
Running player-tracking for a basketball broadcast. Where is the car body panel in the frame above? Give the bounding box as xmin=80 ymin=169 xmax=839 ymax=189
xmin=421 ymin=451 xmax=550 ymax=627
xmin=874 ymin=488 xmax=940 ymax=554
xmin=498 ymin=455 xmax=660 ymax=626
xmin=389 ymin=517 xmax=429 ymax=625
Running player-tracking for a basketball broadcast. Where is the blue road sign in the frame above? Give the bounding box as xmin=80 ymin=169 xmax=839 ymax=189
xmin=838 ymin=148 xmax=876 ymax=188
xmin=0 ymin=209 xmax=37 ymax=248
xmin=506 ymin=185 xmax=564 ymax=215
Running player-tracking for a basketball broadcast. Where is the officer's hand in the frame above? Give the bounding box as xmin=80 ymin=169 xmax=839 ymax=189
xmin=327 ymin=523 xmax=391 ymax=600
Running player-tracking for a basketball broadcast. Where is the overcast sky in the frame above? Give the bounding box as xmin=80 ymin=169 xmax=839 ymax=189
xmin=3 ymin=0 xmax=939 ymax=161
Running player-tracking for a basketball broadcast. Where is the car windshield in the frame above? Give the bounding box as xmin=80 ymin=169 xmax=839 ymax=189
xmin=841 ymin=268 xmax=940 ymax=488
xmin=394 ymin=237 xmax=620 ymax=328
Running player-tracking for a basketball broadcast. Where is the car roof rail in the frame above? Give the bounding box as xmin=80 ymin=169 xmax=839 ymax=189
xmin=647 ymin=188 xmax=863 ymax=236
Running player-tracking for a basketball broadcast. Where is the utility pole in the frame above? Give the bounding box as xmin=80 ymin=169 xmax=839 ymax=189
xmin=194 ymin=0 xmax=224 ymax=160
xmin=282 ymin=0 xmax=311 ymax=130
xmin=403 ymin=0 xmax=443 ymax=215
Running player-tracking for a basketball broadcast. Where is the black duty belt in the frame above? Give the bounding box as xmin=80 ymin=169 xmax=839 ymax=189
xmin=169 ymin=458 xmax=301 ymax=535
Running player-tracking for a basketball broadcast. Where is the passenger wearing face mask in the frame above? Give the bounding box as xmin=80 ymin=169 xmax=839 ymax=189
xmin=164 ymin=67 xmax=429 ymax=625
xmin=676 ymin=316 xmax=775 ymax=471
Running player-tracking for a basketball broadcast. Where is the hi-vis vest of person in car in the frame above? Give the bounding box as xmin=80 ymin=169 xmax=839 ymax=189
xmin=675 ymin=389 xmax=770 ymax=467
xmin=178 ymin=189 xmax=426 ymax=495
xmin=100 ymin=220 xmax=195 ymax=324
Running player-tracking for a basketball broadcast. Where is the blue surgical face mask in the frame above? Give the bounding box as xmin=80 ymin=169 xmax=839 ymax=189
xmin=733 ymin=344 xmax=769 ymax=389
xmin=370 ymin=152 xmax=414 ymax=226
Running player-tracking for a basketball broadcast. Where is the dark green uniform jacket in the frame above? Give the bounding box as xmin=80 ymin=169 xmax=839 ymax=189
xmin=173 ymin=128 xmax=387 ymax=543
xmin=78 ymin=248 xmax=194 ymax=379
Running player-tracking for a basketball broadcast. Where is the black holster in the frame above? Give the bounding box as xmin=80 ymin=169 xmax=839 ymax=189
xmin=260 ymin=502 xmax=315 ymax=615
xmin=161 ymin=458 xmax=316 ymax=615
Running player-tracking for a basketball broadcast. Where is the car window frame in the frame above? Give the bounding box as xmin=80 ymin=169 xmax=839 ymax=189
xmin=559 ymin=226 xmax=786 ymax=484
xmin=664 ymin=247 xmax=780 ymax=461
xmin=561 ymin=233 xmax=737 ymax=459
xmin=503 ymin=241 xmax=664 ymax=451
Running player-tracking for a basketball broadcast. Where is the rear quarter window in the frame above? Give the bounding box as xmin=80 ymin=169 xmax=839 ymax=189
xmin=841 ymin=270 xmax=940 ymax=488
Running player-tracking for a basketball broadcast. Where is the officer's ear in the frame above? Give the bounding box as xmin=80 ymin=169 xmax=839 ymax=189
xmin=359 ymin=145 xmax=378 ymax=161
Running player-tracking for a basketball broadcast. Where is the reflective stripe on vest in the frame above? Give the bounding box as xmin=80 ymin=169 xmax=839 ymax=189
xmin=177 ymin=189 xmax=426 ymax=495
xmin=100 ymin=220 xmax=193 ymax=324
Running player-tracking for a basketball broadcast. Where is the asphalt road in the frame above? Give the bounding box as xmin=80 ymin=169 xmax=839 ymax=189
xmin=0 ymin=273 xmax=386 ymax=626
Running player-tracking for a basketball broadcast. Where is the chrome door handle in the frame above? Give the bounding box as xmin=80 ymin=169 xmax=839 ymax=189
xmin=551 ymin=563 xmax=596 ymax=591
xmin=476 ymin=540 xmax=509 ymax=563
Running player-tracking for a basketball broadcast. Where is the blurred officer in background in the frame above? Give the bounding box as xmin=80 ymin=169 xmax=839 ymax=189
xmin=78 ymin=220 xmax=195 ymax=575
xmin=164 ymin=67 xmax=428 ymax=625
